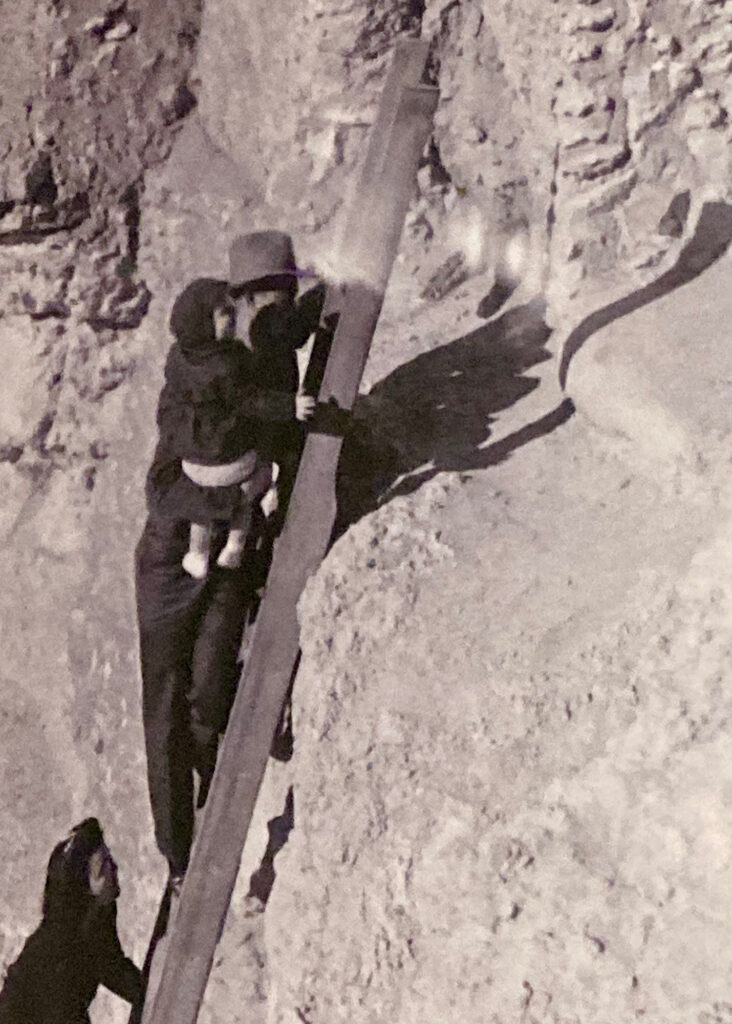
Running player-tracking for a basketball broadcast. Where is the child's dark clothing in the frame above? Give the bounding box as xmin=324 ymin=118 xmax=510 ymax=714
xmin=157 ymin=278 xmax=296 ymax=526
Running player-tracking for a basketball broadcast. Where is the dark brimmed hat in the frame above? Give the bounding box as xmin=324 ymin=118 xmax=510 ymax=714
xmin=229 ymin=230 xmax=299 ymax=289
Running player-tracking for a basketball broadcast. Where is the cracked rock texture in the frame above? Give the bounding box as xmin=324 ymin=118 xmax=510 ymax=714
xmin=0 ymin=1 xmax=731 ymax=1023
xmin=0 ymin=0 xmax=200 ymax=478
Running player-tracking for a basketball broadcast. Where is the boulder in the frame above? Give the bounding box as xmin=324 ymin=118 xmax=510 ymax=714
xmin=562 ymin=201 xmax=732 ymax=473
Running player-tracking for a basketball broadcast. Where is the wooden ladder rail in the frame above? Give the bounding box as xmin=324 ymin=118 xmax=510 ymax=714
xmin=144 ymin=40 xmax=438 ymax=1024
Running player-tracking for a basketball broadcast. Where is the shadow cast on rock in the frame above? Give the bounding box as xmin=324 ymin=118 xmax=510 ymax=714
xmin=336 ymin=299 xmax=574 ymax=529
xmin=559 ymin=200 xmax=732 ymax=389
xmin=247 ymin=786 xmax=295 ymax=905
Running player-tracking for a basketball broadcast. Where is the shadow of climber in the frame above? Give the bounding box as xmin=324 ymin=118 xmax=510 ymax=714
xmin=247 ymin=787 xmax=295 ymax=905
xmin=336 ymin=298 xmax=568 ymax=527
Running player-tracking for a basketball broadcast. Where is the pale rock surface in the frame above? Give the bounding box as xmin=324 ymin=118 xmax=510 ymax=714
xmin=268 ymin=403 xmax=732 ymax=1024
xmin=564 ymin=202 xmax=732 ymax=474
xmin=195 ymin=0 xmax=423 ymax=236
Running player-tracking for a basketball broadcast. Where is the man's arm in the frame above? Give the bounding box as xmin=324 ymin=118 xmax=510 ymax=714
xmin=293 ymin=282 xmax=327 ymax=347
xmin=238 ymin=384 xmax=298 ymax=422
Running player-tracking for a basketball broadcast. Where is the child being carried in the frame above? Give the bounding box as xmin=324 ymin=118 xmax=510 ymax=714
xmin=160 ymin=277 xmax=314 ymax=580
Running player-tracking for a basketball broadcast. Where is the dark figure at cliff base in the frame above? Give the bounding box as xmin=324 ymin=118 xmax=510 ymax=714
xmin=0 ymin=818 xmax=143 ymax=1024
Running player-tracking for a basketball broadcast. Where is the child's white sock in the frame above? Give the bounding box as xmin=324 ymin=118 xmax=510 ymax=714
xmin=260 ymin=484 xmax=279 ymax=519
xmin=182 ymin=551 xmax=210 ymax=579
xmin=183 ymin=523 xmax=212 ymax=579
xmin=217 ymin=529 xmax=247 ymax=570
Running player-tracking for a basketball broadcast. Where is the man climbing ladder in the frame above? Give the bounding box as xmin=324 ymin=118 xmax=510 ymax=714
xmin=141 ymin=40 xmax=439 ymax=1024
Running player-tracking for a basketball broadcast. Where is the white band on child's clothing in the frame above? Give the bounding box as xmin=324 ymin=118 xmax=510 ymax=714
xmin=182 ymin=452 xmax=258 ymax=488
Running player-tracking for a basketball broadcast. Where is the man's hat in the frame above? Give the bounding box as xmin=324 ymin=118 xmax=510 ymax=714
xmin=229 ymin=230 xmax=298 ymax=288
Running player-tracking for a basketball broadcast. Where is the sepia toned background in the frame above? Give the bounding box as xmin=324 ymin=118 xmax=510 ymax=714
xmin=1 ymin=1 xmax=731 ymax=1022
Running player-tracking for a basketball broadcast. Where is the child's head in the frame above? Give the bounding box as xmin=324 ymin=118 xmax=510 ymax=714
xmin=169 ymin=278 xmax=231 ymax=351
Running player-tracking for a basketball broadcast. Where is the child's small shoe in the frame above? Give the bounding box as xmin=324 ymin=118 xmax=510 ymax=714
xmin=182 ymin=551 xmax=209 ymax=579
xmin=216 ymin=543 xmax=244 ymax=570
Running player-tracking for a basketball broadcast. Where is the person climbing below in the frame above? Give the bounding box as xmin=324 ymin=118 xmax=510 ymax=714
xmin=136 ymin=231 xmax=329 ymax=889
xmin=159 ymin=276 xmax=315 ymax=580
xmin=0 ymin=818 xmax=143 ymax=1024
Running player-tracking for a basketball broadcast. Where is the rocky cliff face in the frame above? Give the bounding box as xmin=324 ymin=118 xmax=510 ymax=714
xmin=193 ymin=0 xmax=732 ymax=304
xmin=0 ymin=0 xmax=202 ymax=1015
xmin=0 ymin=1 xmax=731 ymax=1023
xmin=0 ymin=0 xmax=200 ymax=474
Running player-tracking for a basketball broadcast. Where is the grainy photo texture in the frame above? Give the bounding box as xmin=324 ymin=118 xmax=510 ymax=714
xmin=0 ymin=2 xmax=731 ymax=1023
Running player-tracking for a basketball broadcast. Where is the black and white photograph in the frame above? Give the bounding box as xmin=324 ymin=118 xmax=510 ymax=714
xmin=0 ymin=1 xmax=730 ymax=1022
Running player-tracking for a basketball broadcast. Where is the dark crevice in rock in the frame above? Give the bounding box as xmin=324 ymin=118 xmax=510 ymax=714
xmin=167 ymin=82 xmax=198 ymax=124
xmin=349 ymin=0 xmax=425 ymax=63
xmin=423 ymin=44 xmax=441 ymax=87
xmin=87 ymin=278 xmax=152 ymax=331
xmin=587 ymin=14 xmax=615 ymax=32
xmin=0 ymin=192 xmax=90 ymax=244
xmin=476 ymin=276 xmax=518 ymax=319
xmin=29 ymin=412 xmax=57 ymax=455
xmin=658 ymin=190 xmax=691 ymax=238
xmin=572 ymin=141 xmax=632 ymax=182
xmin=118 ymin=183 xmax=141 ymax=275
xmin=25 ymin=153 xmax=58 ymax=209
xmin=88 ymin=2 xmax=139 ymax=42
xmin=546 ymin=141 xmax=560 ymax=240
xmin=424 ymin=0 xmax=461 ymax=82
xmin=27 ymin=301 xmax=71 ymax=321
xmin=572 ymin=42 xmax=604 ymax=63
xmin=710 ymin=105 xmax=728 ymax=129
xmin=421 ymin=137 xmax=452 ymax=186
xmin=420 ymin=251 xmax=468 ymax=300
xmin=89 ymin=441 xmax=109 ymax=460
xmin=0 ymin=445 xmax=24 ymax=465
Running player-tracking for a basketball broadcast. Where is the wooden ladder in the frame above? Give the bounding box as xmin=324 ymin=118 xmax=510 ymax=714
xmin=142 ymin=40 xmax=438 ymax=1024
